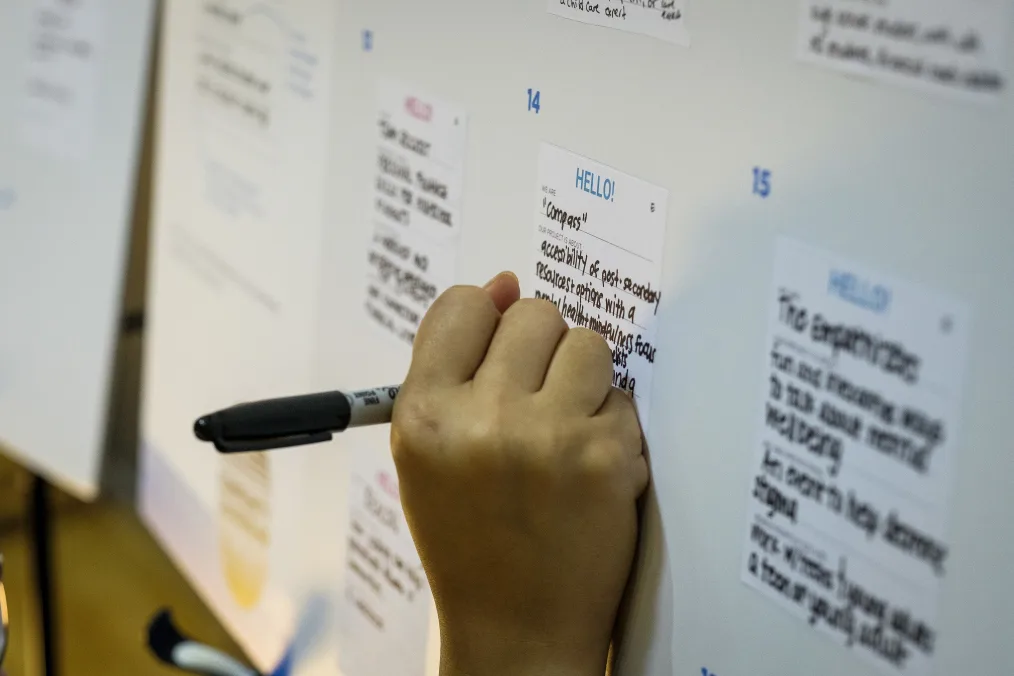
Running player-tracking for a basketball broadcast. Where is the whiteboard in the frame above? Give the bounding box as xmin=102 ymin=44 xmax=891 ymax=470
xmin=144 ymin=0 xmax=1014 ymax=675
xmin=0 ymin=0 xmax=156 ymax=498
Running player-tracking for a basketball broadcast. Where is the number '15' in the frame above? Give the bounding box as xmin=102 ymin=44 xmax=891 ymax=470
xmin=752 ymin=167 xmax=772 ymax=198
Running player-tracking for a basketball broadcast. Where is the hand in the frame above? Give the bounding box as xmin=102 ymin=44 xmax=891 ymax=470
xmin=391 ymin=272 xmax=649 ymax=676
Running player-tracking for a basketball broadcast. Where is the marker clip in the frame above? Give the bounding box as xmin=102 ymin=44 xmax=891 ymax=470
xmin=213 ymin=431 xmax=333 ymax=454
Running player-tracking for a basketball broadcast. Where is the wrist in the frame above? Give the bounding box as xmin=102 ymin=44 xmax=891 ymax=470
xmin=439 ymin=624 xmax=608 ymax=676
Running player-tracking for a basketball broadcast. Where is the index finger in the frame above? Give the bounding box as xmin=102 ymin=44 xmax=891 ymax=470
xmin=407 ymin=285 xmax=502 ymax=388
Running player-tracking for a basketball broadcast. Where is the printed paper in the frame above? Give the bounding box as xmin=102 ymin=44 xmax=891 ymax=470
xmin=21 ymin=0 xmax=104 ymax=159
xmin=195 ymin=0 xmax=281 ymax=222
xmin=797 ymin=0 xmax=1010 ymax=101
xmin=530 ymin=144 xmax=669 ymax=428
xmin=338 ymin=447 xmax=430 ymax=676
xmin=364 ymin=81 xmax=468 ymax=346
xmin=194 ymin=0 xmax=330 ymax=224
xmin=170 ymin=0 xmax=334 ymax=309
xmin=548 ymin=0 xmax=689 ymax=45
xmin=741 ymin=237 xmax=970 ymax=676
xmin=139 ymin=0 xmax=334 ymax=664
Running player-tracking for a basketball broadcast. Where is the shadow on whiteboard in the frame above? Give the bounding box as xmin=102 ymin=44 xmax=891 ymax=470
xmin=614 ymin=480 xmax=674 ymax=676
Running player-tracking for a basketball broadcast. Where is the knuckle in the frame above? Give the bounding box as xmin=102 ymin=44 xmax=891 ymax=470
xmin=460 ymin=410 xmax=508 ymax=454
xmin=602 ymin=385 xmax=630 ymax=409
xmin=528 ymin=422 xmax=566 ymax=458
xmin=505 ymin=297 xmax=566 ymax=328
xmin=464 ymin=404 xmax=566 ymax=470
xmin=566 ymin=327 xmax=612 ymax=365
xmin=519 ymin=424 xmax=571 ymax=480
xmin=391 ymin=394 xmax=440 ymax=463
xmin=612 ymin=388 xmax=639 ymax=419
xmin=608 ymin=393 xmax=643 ymax=445
xmin=621 ymin=423 xmax=643 ymax=456
xmin=430 ymin=284 xmax=494 ymax=319
xmin=583 ymin=440 xmax=628 ymax=482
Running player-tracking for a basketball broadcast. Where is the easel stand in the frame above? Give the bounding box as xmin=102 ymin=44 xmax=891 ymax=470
xmin=29 ymin=476 xmax=56 ymax=676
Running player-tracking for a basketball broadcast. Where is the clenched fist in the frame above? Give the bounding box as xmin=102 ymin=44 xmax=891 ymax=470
xmin=391 ymin=272 xmax=649 ymax=676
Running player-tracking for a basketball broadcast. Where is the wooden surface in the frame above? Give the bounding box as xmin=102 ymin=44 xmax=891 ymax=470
xmin=0 ymin=454 xmax=246 ymax=675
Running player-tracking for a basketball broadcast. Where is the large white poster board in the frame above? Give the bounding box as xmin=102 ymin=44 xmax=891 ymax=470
xmin=0 ymin=0 xmax=156 ymax=498
xmin=144 ymin=0 xmax=1014 ymax=675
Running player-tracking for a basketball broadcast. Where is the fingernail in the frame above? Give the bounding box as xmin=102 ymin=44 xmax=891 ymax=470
xmin=483 ymin=271 xmax=516 ymax=289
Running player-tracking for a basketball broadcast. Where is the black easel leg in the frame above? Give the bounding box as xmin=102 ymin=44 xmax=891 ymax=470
xmin=30 ymin=476 xmax=56 ymax=676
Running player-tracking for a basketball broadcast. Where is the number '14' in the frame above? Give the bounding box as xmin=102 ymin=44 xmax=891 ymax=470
xmin=527 ymin=88 xmax=541 ymax=114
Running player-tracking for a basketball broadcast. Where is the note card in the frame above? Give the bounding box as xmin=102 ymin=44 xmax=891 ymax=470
xmin=530 ymin=144 xmax=669 ymax=428
xmin=338 ymin=447 xmax=430 ymax=676
xmin=548 ymin=0 xmax=689 ymax=46
xmin=797 ymin=0 xmax=1010 ymax=101
xmin=364 ymin=81 xmax=468 ymax=346
xmin=21 ymin=0 xmax=104 ymax=160
xmin=741 ymin=237 xmax=970 ymax=676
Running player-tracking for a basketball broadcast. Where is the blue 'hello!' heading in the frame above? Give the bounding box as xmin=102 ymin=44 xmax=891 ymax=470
xmin=576 ymin=167 xmax=615 ymax=202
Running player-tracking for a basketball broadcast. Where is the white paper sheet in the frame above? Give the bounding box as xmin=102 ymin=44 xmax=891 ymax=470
xmin=338 ymin=447 xmax=431 ymax=676
xmin=797 ymin=0 xmax=1010 ymax=102
xmin=364 ymin=81 xmax=468 ymax=347
xmin=548 ymin=0 xmax=689 ymax=45
xmin=147 ymin=0 xmax=334 ymax=493
xmin=141 ymin=0 xmax=335 ymax=666
xmin=529 ymin=144 xmax=669 ymax=428
xmin=740 ymin=237 xmax=970 ymax=676
xmin=21 ymin=0 xmax=104 ymax=160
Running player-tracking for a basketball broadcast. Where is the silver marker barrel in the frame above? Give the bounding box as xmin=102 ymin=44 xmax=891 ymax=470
xmin=345 ymin=385 xmax=400 ymax=428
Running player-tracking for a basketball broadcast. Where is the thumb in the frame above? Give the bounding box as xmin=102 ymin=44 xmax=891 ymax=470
xmin=483 ymin=271 xmax=521 ymax=314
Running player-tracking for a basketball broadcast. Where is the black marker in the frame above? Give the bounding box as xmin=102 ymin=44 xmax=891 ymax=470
xmin=147 ymin=609 xmax=259 ymax=676
xmin=193 ymin=386 xmax=400 ymax=453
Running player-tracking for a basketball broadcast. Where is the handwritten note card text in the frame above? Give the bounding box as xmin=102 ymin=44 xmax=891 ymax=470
xmin=741 ymin=237 xmax=970 ymax=676
xmin=798 ymin=0 xmax=1009 ymax=101
xmin=530 ymin=144 xmax=668 ymax=428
